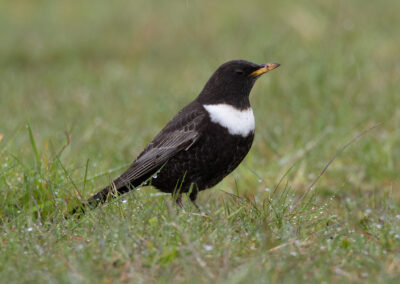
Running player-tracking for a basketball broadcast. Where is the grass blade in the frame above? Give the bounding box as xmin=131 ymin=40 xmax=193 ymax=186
xmin=26 ymin=122 xmax=41 ymax=173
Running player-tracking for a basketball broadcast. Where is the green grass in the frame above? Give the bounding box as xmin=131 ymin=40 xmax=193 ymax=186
xmin=1 ymin=0 xmax=400 ymax=282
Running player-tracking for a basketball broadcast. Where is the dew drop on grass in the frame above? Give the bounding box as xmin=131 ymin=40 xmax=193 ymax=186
xmin=203 ymin=245 xmax=213 ymax=251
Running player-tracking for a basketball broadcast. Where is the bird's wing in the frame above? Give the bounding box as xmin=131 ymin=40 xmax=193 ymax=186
xmin=113 ymin=103 xmax=206 ymax=189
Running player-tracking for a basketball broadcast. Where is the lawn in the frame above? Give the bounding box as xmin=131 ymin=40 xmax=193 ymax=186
xmin=0 ymin=0 xmax=399 ymax=283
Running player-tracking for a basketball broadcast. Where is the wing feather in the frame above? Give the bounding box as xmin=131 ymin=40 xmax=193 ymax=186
xmin=113 ymin=104 xmax=206 ymax=189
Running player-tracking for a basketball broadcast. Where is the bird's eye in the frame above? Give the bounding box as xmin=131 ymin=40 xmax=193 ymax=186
xmin=235 ymin=69 xmax=244 ymax=75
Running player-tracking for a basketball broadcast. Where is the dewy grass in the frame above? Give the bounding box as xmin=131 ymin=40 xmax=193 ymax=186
xmin=1 ymin=0 xmax=400 ymax=282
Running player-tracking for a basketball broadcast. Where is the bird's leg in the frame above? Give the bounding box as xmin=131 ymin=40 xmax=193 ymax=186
xmin=175 ymin=194 xmax=183 ymax=209
xmin=189 ymin=189 xmax=201 ymax=212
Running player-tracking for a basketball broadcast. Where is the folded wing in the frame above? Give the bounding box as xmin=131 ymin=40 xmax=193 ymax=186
xmin=112 ymin=104 xmax=206 ymax=190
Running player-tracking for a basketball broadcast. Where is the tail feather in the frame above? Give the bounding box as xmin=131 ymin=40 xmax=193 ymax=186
xmin=69 ymin=183 xmax=132 ymax=216
xmin=68 ymin=170 xmax=154 ymax=217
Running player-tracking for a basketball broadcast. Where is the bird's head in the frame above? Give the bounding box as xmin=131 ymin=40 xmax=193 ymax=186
xmin=198 ymin=60 xmax=280 ymax=108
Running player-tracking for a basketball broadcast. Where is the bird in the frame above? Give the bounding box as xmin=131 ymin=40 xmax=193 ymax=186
xmin=72 ymin=59 xmax=280 ymax=214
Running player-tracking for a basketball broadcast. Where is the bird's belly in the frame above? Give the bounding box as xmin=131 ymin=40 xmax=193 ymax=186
xmin=151 ymin=124 xmax=254 ymax=193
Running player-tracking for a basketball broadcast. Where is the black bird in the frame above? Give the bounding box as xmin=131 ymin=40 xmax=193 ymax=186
xmin=73 ymin=60 xmax=280 ymax=213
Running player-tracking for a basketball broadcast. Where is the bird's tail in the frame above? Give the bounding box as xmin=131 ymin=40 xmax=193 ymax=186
xmin=69 ymin=183 xmax=129 ymax=216
xmin=68 ymin=172 xmax=153 ymax=217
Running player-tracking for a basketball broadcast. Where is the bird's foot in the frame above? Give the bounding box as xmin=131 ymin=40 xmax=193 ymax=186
xmin=190 ymin=199 xmax=201 ymax=212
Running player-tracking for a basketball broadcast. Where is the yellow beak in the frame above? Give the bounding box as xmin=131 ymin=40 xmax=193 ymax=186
xmin=249 ymin=62 xmax=280 ymax=77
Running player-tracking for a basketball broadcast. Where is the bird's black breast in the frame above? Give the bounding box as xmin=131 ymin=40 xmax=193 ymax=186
xmin=151 ymin=116 xmax=254 ymax=194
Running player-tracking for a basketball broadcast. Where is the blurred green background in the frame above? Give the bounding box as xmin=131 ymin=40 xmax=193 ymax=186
xmin=1 ymin=0 xmax=400 ymax=281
